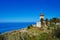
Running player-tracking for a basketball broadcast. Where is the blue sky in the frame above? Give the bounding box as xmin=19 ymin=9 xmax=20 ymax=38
xmin=0 ymin=0 xmax=60 ymax=22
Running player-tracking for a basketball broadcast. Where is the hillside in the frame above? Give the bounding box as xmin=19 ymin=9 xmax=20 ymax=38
xmin=0 ymin=25 xmax=60 ymax=40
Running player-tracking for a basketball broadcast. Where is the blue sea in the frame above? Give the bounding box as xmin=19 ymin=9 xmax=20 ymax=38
xmin=0 ymin=22 xmax=36 ymax=33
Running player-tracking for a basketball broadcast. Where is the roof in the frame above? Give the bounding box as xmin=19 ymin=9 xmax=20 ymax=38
xmin=40 ymin=13 xmax=44 ymax=16
xmin=56 ymin=23 xmax=60 ymax=25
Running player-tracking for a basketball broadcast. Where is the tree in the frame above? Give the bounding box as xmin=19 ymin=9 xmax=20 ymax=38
xmin=27 ymin=26 xmax=30 ymax=29
xmin=40 ymin=18 xmax=44 ymax=27
xmin=50 ymin=17 xmax=60 ymax=24
xmin=53 ymin=18 xmax=57 ymax=24
xmin=45 ymin=18 xmax=49 ymax=26
xmin=27 ymin=24 xmax=33 ymax=29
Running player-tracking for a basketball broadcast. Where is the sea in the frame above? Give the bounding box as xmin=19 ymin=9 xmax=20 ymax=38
xmin=0 ymin=22 xmax=36 ymax=33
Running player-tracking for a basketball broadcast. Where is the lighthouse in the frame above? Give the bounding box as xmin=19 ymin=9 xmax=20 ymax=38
xmin=36 ymin=13 xmax=44 ymax=28
xmin=40 ymin=13 xmax=44 ymax=20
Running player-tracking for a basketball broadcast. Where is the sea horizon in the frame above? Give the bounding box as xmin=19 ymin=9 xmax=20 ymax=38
xmin=0 ymin=22 xmax=36 ymax=33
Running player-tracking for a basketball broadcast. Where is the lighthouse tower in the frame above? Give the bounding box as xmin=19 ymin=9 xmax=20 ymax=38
xmin=36 ymin=13 xmax=44 ymax=28
xmin=40 ymin=13 xmax=44 ymax=20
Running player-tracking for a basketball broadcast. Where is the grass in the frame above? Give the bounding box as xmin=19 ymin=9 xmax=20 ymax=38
xmin=0 ymin=25 xmax=60 ymax=40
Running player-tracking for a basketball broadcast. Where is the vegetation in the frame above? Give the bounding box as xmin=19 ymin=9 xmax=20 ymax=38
xmin=27 ymin=24 xmax=33 ymax=29
xmin=40 ymin=18 xmax=44 ymax=27
xmin=0 ymin=26 xmax=60 ymax=40
xmin=45 ymin=18 xmax=49 ymax=26
xmin=52 ymin=26 xmax=60 ymax=38
xmin=0 ymin=17 xmax=60 ymax=40
xmin=50 ymin=17 xmax=60 ymax=24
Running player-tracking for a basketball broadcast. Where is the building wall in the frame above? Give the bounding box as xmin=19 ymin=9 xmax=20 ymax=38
xmin=40 ymin=16 xmax=44 ymax=19
xmin=36 ymin=22 xmax=41 ymax=28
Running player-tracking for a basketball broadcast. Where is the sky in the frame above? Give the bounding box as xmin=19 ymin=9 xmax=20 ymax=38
xmin=0 ymin=0 xmax=60 ymax=22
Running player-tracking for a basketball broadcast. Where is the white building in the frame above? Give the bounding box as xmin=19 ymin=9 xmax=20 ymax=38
xmin=36 ymin=22 xmax=41 ymax=27
xmin=56 ymin=23 xmax=60 ymax=26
